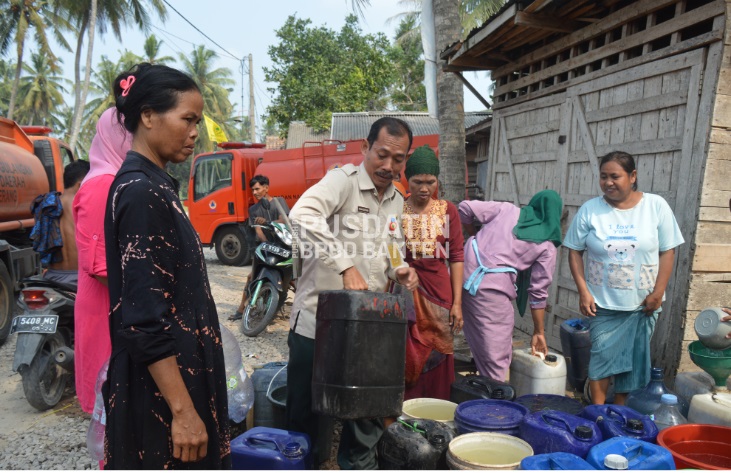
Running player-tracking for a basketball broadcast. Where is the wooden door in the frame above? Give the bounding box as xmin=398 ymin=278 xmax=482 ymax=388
xmin=489 ymin=49 xmax=705 ymax=349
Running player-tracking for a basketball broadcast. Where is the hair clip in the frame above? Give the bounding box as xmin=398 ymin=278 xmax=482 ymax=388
xmin=120 ymin=75 xmax=136 ymax=97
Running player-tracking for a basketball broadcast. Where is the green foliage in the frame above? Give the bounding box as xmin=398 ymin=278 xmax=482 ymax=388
xmin=15 ymin=51 xmax=69 ymax=126
xmin=387 ymin=16 xmax=426 ymax=111
xmin=264 ymin=14 xmax=394 ymax=135
xmin=0 ymin=58 xmax=13 ymax=115
xmin=142 ymin=34 xmax=174 ymax=64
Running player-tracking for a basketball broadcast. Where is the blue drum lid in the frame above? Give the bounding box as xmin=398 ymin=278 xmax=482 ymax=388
xmin=454 ymin=399 xmax=529 ymax=430
xmin=515 ymin=394 xmax=584 ymax=415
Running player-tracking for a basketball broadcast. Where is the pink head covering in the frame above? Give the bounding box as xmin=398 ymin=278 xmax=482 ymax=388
xmin=81 ymin=107 xmax=133 ymax=186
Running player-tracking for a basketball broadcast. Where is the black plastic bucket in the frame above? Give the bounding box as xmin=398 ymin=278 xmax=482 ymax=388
xmin=266 ymin=385 xmax=287 ymax=431
xmin=312 ymin=290 xmax=407 ymax=419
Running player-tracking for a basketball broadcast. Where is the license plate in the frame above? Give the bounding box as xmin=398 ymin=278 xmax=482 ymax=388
xmin=10 ymin=315 xmax=59 ymax=335
xmin=261 ymin=243 xmax=291 ymax=258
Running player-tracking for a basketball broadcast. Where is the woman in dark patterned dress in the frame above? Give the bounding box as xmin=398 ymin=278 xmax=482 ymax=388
xmin=103 ymin=63 xmax=231 ymax=469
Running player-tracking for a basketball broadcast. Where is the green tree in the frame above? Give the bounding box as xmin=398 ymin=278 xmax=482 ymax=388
xmin=142 ymin=34 xmax=174 ymax=64
xmin=15 ymin=51 xmax=68 ymax=127
xmin=0 ymin=0 xmax=65 ymax=120
xmin=59 ymin=0 xmax=167 ymax=152
xmin=387 ymin=16 xmax=426 ymax=111
xmin=0 ymin=58 xmax=14 ymax=116
xmin=264 ymin=14 xmax=394 ymax=134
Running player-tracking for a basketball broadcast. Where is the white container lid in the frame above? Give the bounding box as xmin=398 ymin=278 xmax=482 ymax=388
xmin=604 ymin=454 xmax=629 ymax=470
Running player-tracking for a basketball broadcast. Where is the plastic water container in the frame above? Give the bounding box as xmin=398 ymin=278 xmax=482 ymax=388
xmin=651 ymin=394 xmax=687 ymax=431
xmin=657 ymin=424 xmax=731 ymax=469
xmin=251 ymin=362 xmax=288 ymax=429
xmin=519 ymin=410 xmax=602 ymax=458
xmin=520 ymin=452 xmax=596 ymax=470
xmin=626 ymin=367 xmax=689 ymax=417
xmin=450 ymin=375 xmax=516 ymax=403
xmin=509 ymin=349 xmax=567 ymax=397
xmin=231 ymin=427 xmax=312 ymax=470
xmin=673 ymin=371 xmax=717 ymax=409
xmin=377 ymin=418 xmax=455 ymax=470
xmin=560 ymin=318 xmax=592 ymax=391
xmin=312 ymin=290 xmax=406 ymax=419
xmin=221 ymin=324 xmax=254 ymax=423
xmin=586 ymin=437 xmax=675 ymax=470
xmin=446 ymin=432 xmax=533 ymax=470
xmin=579 ymin=404 xmax=658 ymax=443
xmin=401 ymin=398 xmax=457 ymax=428
xmin=687 ymin=392 xmax=731 ymax=426
xmin=453 ymin=399 xmax=529 ymax=436
xmin=515 ymin=394 xmax=584 ymax=415
xmin=86 ymin=358 xmax=109 ymax=462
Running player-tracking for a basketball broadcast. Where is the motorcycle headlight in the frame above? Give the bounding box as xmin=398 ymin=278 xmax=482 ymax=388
xmin=272 ymin=223 xmax=292 ymax=246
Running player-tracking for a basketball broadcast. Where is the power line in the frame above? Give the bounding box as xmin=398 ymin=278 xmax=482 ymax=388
xmin=160 ymin=0 xmax=242 ymax=62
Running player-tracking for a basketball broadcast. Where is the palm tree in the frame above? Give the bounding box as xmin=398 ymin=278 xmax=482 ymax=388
xmin=142 ymin=34 xmax=174 ymax=64
xmin=0 ymin=0 xmax=66 ymax=120
xmin=58 ymin=0 xmax=167 ymax=151
xmin=15 ymin=51 xmax=68 ymax=127
xmin=0 ymin=58 xmax=14 ymax=116
xmin=179 ymin=44 xmax=236 ymax=149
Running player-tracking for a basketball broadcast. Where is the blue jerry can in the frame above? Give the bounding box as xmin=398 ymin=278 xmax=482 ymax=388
xmin=586 ymin=437 xmax=675 ymax=470
xmin=521 ymin=452 xmax=596 ymax=470
xmin=231 ymin=427 xmax=313 ymax=470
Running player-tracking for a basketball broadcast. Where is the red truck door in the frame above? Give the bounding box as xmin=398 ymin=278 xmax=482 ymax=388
xmin=188 ymin=152 xmax=238 ymax=245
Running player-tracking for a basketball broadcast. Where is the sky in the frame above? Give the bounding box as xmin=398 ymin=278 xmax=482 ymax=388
xmin=50 ymin=0 xmax=492 ymax=140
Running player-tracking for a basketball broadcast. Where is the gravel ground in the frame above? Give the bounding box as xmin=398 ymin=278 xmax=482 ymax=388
xmin=0 ymin=248 xmax=290 ymax=470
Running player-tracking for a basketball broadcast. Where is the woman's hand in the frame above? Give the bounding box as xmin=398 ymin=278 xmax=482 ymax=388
xmin=171 ymin=406 xmax=208 ymax=463
xmin=641 ymin=290 xmax=663 ymax=314
xmin=531 ymin=333 xmax=548 ymax=356
xmin=449 ymin=304 xmax=463 ymax=334
xmin=722 ymin=308 xmax=731 ymax=338
xmin=578 ymin=290 xmax=597 ymax=317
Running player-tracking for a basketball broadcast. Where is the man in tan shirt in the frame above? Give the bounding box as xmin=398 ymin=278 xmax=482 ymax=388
xmin=287 ymin=117 xmax=418 ymax=469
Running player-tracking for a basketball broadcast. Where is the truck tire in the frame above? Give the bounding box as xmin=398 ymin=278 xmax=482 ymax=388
xmin=0 ymin=260 xmax=13 ymax=347
xmin=215 ymin=227 xmax=250 ymax=266
xmin=21 ymin=332 xmax=69 ymax=411
xmin=242 ymin=282 xmax=279 ymax=337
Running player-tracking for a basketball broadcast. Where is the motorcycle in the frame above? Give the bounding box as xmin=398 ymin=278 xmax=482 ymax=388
xmin=12 ymin=277 xmax=75 ymax=410
xmin=241 ymin=199 xmax=294 ymax=337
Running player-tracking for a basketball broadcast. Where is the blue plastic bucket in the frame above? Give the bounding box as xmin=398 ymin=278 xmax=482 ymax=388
xmin=453 ymin=399 xmax=529 ymax=436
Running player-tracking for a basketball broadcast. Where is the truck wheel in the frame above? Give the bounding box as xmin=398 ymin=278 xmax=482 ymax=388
xmin=242 ymin=282 xmax=279 ymax=337
xmin=0 ymin=261 xmax=12 ymax=347
xmin=215 ymin=227 xmax=250 ymax=266
xmin=21 ymin=332 xmax=69 ymax=411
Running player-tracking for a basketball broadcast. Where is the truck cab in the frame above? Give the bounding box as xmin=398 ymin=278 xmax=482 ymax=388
xmin=22 ymin=126 xmax=75 ymax=193
xmin=186 ymin=142 xmax=266 ymax=266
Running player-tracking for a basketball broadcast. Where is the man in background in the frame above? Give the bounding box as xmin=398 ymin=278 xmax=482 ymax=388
xmin=229 ymin=174 xmax=290 ymax=321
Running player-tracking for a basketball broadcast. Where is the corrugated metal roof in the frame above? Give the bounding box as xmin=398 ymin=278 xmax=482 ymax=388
xmin=285 ymin=121 xmax=329 ymax=149
xmin=329 ymin=111 xmax=491 ymax=141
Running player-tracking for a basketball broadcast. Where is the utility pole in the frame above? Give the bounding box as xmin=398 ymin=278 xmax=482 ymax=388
xmin=249 ymin=54 xmax=256 ymax=143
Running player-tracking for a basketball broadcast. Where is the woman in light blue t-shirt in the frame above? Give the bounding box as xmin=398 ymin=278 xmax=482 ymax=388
xmin=564 ymin=151 xmax=684 ymax=405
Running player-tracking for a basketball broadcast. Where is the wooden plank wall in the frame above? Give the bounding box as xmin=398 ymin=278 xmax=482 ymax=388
xmin=680 ymin=1 xmax=731 ymax=372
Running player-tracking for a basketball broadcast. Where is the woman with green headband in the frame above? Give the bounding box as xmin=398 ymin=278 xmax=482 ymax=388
xmin=460 ymin=189 xmax=563 ymax=381
xmin=399 ymin=145 xmax=465 ymax=400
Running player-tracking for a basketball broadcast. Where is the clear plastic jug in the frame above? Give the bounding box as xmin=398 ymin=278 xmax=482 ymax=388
xmin=651 ymin=394 xmax=687 ymax=431
xmin=626 ymin=367 xmax=688 ymax=416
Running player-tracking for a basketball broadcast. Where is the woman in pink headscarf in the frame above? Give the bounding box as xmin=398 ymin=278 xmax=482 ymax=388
xmin=73 ymin=108 xmax=132 ymax=413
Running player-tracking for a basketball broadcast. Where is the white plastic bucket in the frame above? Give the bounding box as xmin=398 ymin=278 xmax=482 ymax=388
xmin=401 ymin=398 xmax=457 ymax=427
xmin=446 ymin=432 xmax=533 ymax=470
xmin=509 ymin=349 xmax=567 ymax=397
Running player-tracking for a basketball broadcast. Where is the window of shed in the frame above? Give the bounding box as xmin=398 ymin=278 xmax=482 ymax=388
xmin=680 ymin=19 xmax=714 ymax=41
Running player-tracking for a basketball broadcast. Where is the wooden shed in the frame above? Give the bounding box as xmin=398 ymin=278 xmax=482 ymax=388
xmin=445 ymin=0 xmax=730 ymax=377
